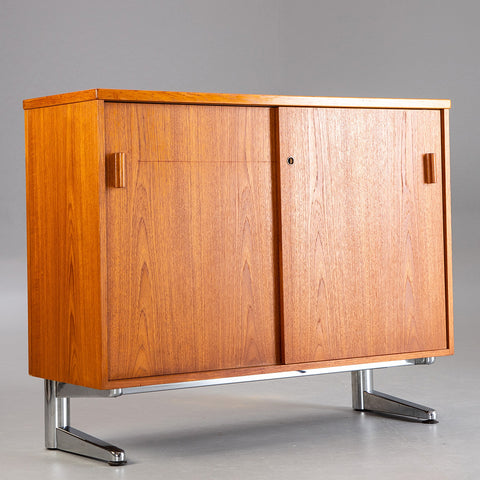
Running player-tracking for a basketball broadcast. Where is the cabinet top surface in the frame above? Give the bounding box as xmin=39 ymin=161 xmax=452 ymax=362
xmin=23 ymin=89 xmax=451 ymax=110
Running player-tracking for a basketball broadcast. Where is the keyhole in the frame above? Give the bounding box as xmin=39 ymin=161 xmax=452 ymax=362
xmin=287 ymin=157 xmax=294 ymax=165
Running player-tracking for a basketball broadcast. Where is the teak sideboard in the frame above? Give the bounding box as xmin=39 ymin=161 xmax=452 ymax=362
xmin=24 ymin=89 xmax=453 ymax=465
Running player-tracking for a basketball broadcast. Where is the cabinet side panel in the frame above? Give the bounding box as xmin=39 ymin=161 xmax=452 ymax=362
xmin=25 ymin=101 xmax=105 ymax=387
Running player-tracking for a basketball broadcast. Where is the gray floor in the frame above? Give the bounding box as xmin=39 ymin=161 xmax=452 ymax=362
xmin=1 ymin=234 xmax=479 ymax=479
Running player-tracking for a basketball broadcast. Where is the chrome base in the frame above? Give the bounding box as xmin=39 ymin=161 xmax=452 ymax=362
xmin=351 ymin=369 xmax=437 ymax=422
xmin=44 ymin=357 xmax=436 ymax=464
xmin=45 ymin=380 xmax=126 ymax=465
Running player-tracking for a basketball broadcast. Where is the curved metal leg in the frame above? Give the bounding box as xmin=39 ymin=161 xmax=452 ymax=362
xmin=351 ymin=370 xmax=438 ymax=423
xmin=43 ymin=360 xmax=438 ymax=464
xmin=45 ymin=380 xmax=126 ymax=465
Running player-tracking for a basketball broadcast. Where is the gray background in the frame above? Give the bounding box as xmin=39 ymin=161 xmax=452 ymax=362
xmin=1 ymin=1 xmax=478 ymax=478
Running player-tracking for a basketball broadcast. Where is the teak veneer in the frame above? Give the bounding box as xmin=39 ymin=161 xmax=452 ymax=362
xmin=23 ymin=88 xmax=451 ymax=110
xmin=24 ymin=89 xmax=453 ymax=464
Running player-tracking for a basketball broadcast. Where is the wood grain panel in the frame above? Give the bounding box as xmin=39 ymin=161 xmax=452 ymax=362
xmin=279 ymin=108 xmax=447 ymax=364
xmin=105 ymin=103 xmax=279 ymax=380
xmin=25 ymin=100 xmax=106 ymax=387
xmin=23 ymin=88 xmax=451 ymax=110
xmin=111 ymin=103 xmax=273 ymax=163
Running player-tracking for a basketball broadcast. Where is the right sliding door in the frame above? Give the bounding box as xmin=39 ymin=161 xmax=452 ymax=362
xmin=278 ymin=107 xmax=447 ymax=364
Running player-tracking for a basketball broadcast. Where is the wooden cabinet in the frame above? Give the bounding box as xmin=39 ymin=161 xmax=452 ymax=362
xmin=24 ymin=90 xmax=453 ymax=390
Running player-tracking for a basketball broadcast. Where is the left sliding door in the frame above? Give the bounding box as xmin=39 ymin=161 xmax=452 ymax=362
xmin=105 ymin=103 xmax=280 ymax=380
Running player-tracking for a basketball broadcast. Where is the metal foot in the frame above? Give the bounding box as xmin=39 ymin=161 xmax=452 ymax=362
xmin=45 ymin=380 xmax=126 ymax=465
xmin=351 ymin=369 xmax=437 ymax=423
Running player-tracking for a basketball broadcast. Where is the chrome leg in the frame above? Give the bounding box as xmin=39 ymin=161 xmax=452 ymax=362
xmin=45 ymin=379 xmax=69 ymax=448
xmin=351 ymin=369 xmax=373 ymax=411
xmin=44 ymin=380 xmax=126 ymax=465
xmin=351 ymin=370 xmax=438 ymax=423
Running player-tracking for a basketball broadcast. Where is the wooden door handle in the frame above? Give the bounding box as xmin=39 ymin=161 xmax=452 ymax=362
xmin=110 ymin=153 xmax=126 ymax=188
xmin=423 ymin=153 xmax=437 ymax=184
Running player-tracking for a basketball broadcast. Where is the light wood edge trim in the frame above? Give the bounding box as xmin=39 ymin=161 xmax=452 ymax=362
xmin=441 ymin=109 xmax=454 ymax=352
xmin=23 ymin=89 xmax=452 ymax=110
xmin=100 ymin=348 xmax=454 ymax=389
